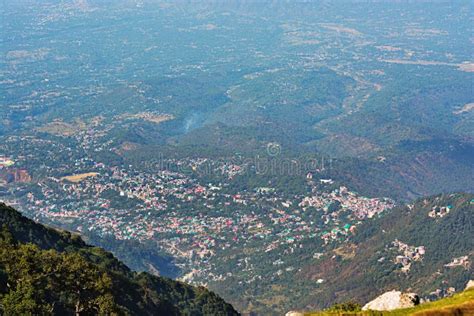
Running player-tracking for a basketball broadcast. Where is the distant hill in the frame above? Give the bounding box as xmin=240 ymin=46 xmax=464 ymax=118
xmin=0 ymin=203 xmax=239 ymax=315
xmin=295 ymin=193 xmax=473 ymax=311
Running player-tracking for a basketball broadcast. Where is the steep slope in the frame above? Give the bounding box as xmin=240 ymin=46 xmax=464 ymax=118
xmin=0 ymin=203 xmax=239 ymax=315
xmin=296 ymin=193 xmax=473 ymax=310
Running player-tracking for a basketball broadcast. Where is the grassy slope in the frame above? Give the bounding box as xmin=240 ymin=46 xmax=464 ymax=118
xmin=305 ymin=288 xmax=474 ymax=315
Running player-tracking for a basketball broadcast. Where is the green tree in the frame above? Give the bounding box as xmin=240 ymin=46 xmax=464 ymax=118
xmin=59 ymin=253 xmax=117 ymax=315
xmin=1 ymin=279 xmax=52 ymax=315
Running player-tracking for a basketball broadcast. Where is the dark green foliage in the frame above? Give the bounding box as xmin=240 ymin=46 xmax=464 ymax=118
xmin=0 ymin=203 xmax=239 ymax=316
xmin=0 ymin=204 xmax=88 ymax=253
xmin=326 ymin=301 xmax=362 ymax=312
xmin=85 ymin=234 xmax=181 ymax=278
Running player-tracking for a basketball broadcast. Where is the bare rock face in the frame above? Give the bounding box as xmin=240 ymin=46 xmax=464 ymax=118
xmin=362 ymin=290 xmax=420 ymax=311
xmin=466 ymin=280 xmax=474 ymax=291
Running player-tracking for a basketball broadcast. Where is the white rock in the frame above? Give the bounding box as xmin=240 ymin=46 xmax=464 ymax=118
xmin=362 ymin=290 xmax=419 ymax=311
xmin=465 ymin=280 xmax=474 ymax=291
xmin=285 ymin=311 xmax=304 ymax=316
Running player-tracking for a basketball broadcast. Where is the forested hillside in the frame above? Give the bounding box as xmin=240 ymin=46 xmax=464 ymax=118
xmin=0 ymin=203 xmax=238 ymax=315
xmin=296 ymin=193 xmax=473 ymax=311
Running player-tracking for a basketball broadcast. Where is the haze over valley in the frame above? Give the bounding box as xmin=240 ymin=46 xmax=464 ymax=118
xmin=1 ymin=1 xmax=473 ymax=315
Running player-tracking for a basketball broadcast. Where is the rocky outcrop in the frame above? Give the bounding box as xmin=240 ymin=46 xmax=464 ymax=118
xmin=465 ymin=280 xmax=474 ymax=291
xmin=285 ymin=311 xmax=304 ymax=316
xmin=362 ymin=290 xmax=420 ymax=311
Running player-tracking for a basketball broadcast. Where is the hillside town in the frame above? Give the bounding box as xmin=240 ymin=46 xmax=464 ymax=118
xmin=0 ymin=112 xmax=397 ymax=295
xmin=0 ymin=142 xmax=395 ymax=285
xmin=390 ymin=239 xmax=426 ymax=273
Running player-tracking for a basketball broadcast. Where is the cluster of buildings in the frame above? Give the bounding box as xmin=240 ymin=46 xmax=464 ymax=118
xmin=444 ymin=256 xmax=470 ymax=269
xmin=0 ymin=168 xmax=31 ymax=185
xmin=428 ymin=205 xmax=452 ymax=218
xmin=1 ymin=130 xmax=396 ymax=286
xmin=390 ymin=239 xmax=426 ymax=273
xmin=298 ymin=184 xmax=395 ymax=244
xmin=11 ymin=154 xmax=395 ymax=284
xmin=299 ymin=186 xmax=394 ymax=219
xmin=0 ymin=156 xmax=31 ymax=185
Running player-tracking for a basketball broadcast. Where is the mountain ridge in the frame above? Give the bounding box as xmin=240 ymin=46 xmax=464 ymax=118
xmin=0 ymin=202 xmax=239 ymax=315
